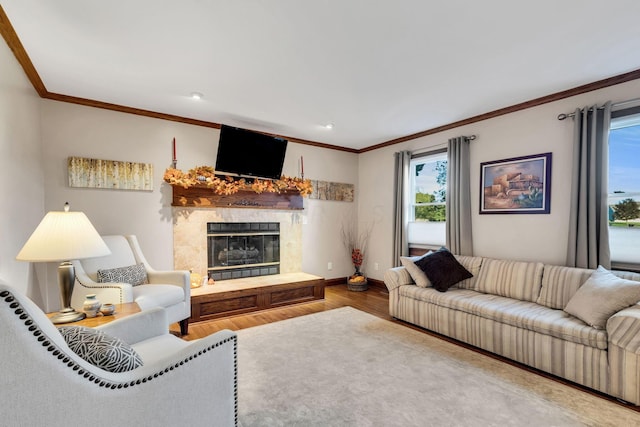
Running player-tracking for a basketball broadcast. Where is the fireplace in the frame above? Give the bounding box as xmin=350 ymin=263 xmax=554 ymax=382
xmin=207 ymin=222 xmax=280 ymax=281
xmin=173 ymin=208 xmax=302 ymax=281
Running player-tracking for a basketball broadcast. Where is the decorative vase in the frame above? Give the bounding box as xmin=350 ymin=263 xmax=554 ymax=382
xmin=83 ymin=294 xmax=101 ymax=318
xmin=190 ymin=271 xmax=203 ymax=289
xmin=99 ymin=303 xmax=116 ymax=316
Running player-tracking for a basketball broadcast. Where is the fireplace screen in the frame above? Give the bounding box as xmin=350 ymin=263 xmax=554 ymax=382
xmin=207 ymin=222 xmax=280 ymax=281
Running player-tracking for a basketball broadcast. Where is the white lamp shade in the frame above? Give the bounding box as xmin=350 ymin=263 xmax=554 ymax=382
xmin=16 ymin=210 xmax=111 ymax=262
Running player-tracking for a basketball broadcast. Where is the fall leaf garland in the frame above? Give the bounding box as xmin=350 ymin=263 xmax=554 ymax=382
xmin=163 ymin=166 xmax=313 ymax=196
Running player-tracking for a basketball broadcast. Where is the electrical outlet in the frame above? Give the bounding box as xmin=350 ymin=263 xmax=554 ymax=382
xmin=374 ymin=262 xmax=379 ymax=271
xmin=328 ymin=262 xmax=333 ymax=270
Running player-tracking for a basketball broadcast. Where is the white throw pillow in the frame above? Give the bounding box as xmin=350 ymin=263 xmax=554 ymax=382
xmin=400 ymin=252 xmax=433 ymax=287
xmin=564 ymin=266 xmax=640 ymax=329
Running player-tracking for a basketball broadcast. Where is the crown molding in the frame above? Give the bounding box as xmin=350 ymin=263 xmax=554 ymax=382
xmin=0 ymin=5 xmax=46 ymax=96
xmin=359 ymin=68 xmax=640 ymax=153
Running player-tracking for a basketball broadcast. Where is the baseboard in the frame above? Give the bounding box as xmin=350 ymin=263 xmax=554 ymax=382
xmin=325 ymin=277 xmax=346 ymax=287
xmin=367 ymin=278 xmax=387 ymax=292
xmin=325 ymin=277 xmax=387 ymax=293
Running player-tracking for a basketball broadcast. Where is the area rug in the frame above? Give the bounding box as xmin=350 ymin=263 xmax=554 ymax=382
xmin=236 ymin=306 xmax=640 ymax=426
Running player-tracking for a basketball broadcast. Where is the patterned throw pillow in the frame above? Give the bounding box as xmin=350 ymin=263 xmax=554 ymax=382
xmin=59 ymin=326 xmax=143 ymax=373
xmin=97 ymin=263 xmax=148 ymax=286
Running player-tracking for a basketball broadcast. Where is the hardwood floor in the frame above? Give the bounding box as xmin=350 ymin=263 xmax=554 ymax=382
xmin=174 ymin=284 xmax=390 ymax=340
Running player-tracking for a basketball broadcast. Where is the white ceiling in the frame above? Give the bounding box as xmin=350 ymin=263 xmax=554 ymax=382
xmin=3 ymin=0 xmax=640 ymax=150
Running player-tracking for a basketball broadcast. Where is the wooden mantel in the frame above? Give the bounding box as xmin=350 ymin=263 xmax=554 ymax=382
xmin=171 ymin=184 xmax=304 ymax=210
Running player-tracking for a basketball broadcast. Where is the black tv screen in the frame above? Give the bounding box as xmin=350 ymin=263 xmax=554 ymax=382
xmin=215 ymin=125 xmax=288 ymax=180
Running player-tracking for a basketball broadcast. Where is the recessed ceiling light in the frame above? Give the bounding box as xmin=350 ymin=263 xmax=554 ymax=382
xmin=324 ymin=123 xmax=334 ymax=130
xmin=190 ymin=92 xmax=203 ymax=100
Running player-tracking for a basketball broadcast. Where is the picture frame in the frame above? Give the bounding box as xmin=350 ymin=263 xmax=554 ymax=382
xmin=68 ymin=156 xmax=154 ymax=191
xmin=479 ymin=152 xmax=552 ymax=214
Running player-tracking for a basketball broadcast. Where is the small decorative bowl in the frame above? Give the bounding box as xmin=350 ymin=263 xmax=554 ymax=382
xmin=99 ymin=303 xmax=116 ymax=316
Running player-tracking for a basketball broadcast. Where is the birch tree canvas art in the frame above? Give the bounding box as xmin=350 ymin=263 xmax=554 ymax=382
xmin=68 ymin=157 xmax=154 ymax=191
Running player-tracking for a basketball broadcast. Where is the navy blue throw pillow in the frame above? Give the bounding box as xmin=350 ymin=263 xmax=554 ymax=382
xmin=414 ymin=249 xmax=473 ymax=292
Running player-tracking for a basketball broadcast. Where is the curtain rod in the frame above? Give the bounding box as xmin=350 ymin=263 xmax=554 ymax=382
xmin=411 ymin=135 xmax=477 ymax=155
xmin=557 ymin=98 xmax=640 ymax=120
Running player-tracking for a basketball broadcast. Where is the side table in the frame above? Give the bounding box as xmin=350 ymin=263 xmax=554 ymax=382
xmin=47 ymin=302 xmax=140 ymax=327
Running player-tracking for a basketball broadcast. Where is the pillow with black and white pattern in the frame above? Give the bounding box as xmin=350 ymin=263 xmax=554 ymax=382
xmin=97 ymin=263 xmax=148 ymax=286
xmin=59 ymin=326 xmax=143 ymax=373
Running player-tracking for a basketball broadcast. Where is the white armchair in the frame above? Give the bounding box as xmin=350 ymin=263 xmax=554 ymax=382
xmin=0 ymin=282 xmax=237 ymax=427
xmin=71 ymin=235 xmax=191 ymax=335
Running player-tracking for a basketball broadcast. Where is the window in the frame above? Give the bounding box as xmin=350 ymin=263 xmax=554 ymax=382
xmin=408 ymin=150 xmax=447 ymax=247
xmin=608 ymin=108 xmax=640 ymax=269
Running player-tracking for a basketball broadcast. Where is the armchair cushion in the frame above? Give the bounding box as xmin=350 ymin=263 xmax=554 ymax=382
xmin=97 ymin=263 xmax=148 ymax=286
xmin=59 ymin=326 xmax=143 ymax=373
xmin=133 ymin=284 xmax=185 ymax=311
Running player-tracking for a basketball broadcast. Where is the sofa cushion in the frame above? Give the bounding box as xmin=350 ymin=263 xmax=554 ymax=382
xmin=537 ymin=265 xmax=594 ymax=310
xmin=59 ymin=326 xmax=143 ymax=372
xmin=476 ymin=258 xmax=544 ymax=303
xmin=399 ymin=286 xmax=607 ymax=349
xmin=132 ymin=284 xmax=185 ymax=310
xmin=564 ymin=266 xmax=640 ymax=329
xmin=97 ymin=263 xmax=148 ymax=286
xmin=452 ymin=255 xmax=483 ymax=290
xmin=400 ymin=252 xmax=433 ymax=288
xmin=415 ymin=250 xmax=473 ymax=292
xmin=131 ymin=334 xmax=191 ymax=365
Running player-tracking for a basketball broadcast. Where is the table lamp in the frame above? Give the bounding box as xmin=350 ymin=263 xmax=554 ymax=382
xmin=16 ymin=203 xmax=111 ymax=324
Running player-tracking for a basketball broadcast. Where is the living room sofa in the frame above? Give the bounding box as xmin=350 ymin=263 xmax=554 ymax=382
xmin=384 ymin=254 xmax=640 ymax=405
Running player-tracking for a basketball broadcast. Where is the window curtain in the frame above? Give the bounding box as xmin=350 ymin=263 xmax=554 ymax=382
xmin=566 ymin=102 xmax=612 ymax=269
xmin=446 ymin=137 xmax=473 ymax=255
xmin=392 ymin=151 xmax=411 ymax=266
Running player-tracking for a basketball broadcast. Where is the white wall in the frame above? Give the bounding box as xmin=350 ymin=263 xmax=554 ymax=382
xmin=359 ymin=78 xmax=640 ymax=281
xmin=40 ymin=101 xmax=359 ymax=306
xmin=295 ymin=146 xmax=359 ymax=278
xmin=0 ymin=37 xmax=46 ymax=305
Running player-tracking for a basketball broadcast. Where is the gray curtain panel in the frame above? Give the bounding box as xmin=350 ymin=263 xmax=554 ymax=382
xmin=566 ymin=102 xmax=612 ymax=269
xmin=392 ymin=151 xmax=411 ymax=266
xmin=446 ymin=137 xmax=473 ymax=255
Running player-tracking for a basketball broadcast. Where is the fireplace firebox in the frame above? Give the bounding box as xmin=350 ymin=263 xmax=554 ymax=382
xmin=207 ymin=222 xmax=280 ymax=281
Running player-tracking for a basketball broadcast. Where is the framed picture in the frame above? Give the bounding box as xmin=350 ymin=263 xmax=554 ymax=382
xmin=68 ymin=156 xmax=153 ymax=191
xmin=479 ymin=152 xmax=552 ymax=214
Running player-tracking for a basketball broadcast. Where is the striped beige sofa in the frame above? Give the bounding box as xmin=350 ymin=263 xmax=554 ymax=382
xmin=384 ymin=256 xmax=640 ymax=405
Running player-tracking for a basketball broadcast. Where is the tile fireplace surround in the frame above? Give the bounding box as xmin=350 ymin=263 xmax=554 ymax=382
xmin=173 ymin=208 xmax=303 ymax=280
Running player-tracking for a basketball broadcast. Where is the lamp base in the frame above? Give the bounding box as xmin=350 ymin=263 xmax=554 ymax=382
xmin=50 ymin=307 xmax=86 ymax=324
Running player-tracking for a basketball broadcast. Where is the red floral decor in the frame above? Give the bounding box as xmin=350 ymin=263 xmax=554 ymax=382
xmin=351 ymin=249 xmax=363 ymax=275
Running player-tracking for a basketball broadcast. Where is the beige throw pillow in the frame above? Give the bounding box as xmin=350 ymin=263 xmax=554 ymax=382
xmin=400 ymin=252 xmax=433 ymax=287
xmin=564 ymin=266 xmax=640 ymax=329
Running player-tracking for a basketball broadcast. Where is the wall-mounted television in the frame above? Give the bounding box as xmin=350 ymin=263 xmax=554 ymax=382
xmin=215 ymin=125 xmax=288 ymax=180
